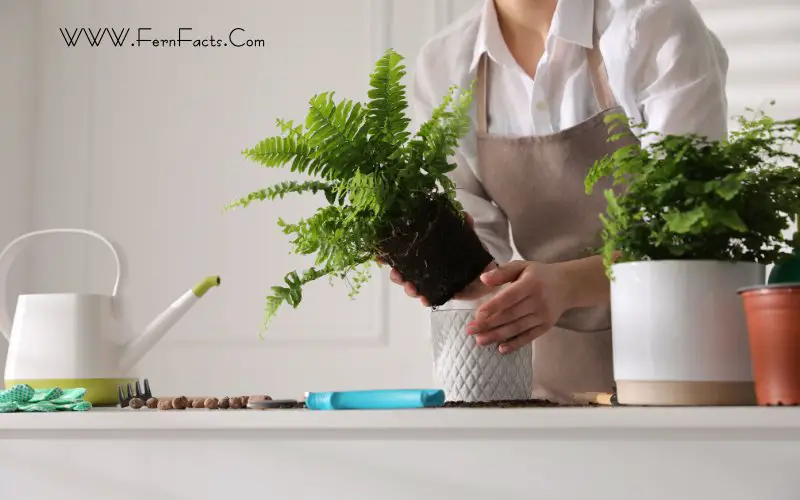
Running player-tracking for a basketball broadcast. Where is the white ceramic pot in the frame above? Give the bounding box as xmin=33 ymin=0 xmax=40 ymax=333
xmin=611 ymin=260 xmax=765 ymax=406
xmin=430 ymin=308 xmax=532 ymax=402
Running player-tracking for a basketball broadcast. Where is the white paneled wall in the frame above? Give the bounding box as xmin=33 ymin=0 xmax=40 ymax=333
xmin=0 ymin=0 xmax=38 ymax=379
xmin=696 ymin=0 xmax=800 ymax=121
xmin=695 ymin=0 xmax=800 ymax=242
xmin=8 ymin=0 xmax=456 ymax=398
xmin=1 ymin=0 xmax=798 ymax=396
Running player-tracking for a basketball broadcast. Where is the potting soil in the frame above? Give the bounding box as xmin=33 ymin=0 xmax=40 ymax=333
xmin=378 ymin=195 xmax=494 ymax=306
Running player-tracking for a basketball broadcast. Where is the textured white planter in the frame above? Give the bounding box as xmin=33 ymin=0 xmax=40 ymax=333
xmin=430 ymin=308 xmax=532 ymax=402
xmin=611 ymin=260 xmax=765 ymax=406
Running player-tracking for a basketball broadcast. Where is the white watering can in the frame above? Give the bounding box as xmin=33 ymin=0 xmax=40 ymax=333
xmin=0 ymin=229 xmax=220 ymax=405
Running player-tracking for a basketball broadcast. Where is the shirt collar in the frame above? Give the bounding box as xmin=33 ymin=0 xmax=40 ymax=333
xmin=470 ymin=0 xmax=595 ymax=72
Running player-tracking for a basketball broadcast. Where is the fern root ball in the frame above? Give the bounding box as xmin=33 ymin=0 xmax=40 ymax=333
xmin=378 ymin=195 xmax=494 ymax=306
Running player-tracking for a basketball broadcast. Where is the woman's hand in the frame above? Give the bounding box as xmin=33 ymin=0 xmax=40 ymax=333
xmin=378 ymin=212 xmax=497 ymax=306
xmin=467 ymin=260 xmax=573 ymax=354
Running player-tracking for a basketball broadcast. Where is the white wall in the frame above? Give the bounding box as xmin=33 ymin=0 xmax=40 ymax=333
xmin=1 ymin=0 xmax=798 ymax=396
xmin=9 ymin=0 xmax=454 ymax=398
xmin=696 ymin=0 xmax=800 ymax=121
xmin=0 ymin=0 xmax=38 ymax=379
xmin=695 ymin=0 xmax=800 ymax=255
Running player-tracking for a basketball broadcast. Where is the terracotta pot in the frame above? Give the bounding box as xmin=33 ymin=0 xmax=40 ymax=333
xmin=738 ymin=284 xmax=800 ymax=406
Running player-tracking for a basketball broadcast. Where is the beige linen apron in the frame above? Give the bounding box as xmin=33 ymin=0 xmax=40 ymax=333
xmin=469 ymin=36 xmax=638 ymax=403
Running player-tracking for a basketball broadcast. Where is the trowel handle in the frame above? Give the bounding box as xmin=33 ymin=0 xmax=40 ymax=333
xmin=0 ymin=228 xmax=124 ymax=340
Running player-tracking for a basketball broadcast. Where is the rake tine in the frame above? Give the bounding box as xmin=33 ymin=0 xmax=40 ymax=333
xmin=135 ymin=380 xmax=143 ymax=399
xmin=117 ymin=385 xmax=127 ymax=407
xmin=143 ymin=379 xmax=152 ymax=399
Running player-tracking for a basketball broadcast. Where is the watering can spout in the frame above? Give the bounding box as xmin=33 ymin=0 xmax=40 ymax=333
xmin=118 ymin=276 xmax=220 ymax=372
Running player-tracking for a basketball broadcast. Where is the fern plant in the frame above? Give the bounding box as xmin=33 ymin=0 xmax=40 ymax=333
xmin=585 ymin=105 xmax=800 ymax=278
xmin=225 ymin=49 xmax=492 ymax=331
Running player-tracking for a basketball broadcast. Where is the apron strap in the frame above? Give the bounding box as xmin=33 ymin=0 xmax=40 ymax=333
xmin=585 ymin=30 xmax=617 ymax=111
xmin=476 ymin=52 xmax=490 ymax=134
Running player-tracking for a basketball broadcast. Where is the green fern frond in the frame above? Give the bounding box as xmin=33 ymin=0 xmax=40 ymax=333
xmin=302 ymin=92 xmax=368 ymax=180
xmin=222 ymin=180 xmax=337 ymax=211
xmin=261 ymin=265 xmax=334 ymax=334
xmin=229 ymin=49 xmax=478 ymax=334
xmin=260 ymin=258 xmax=374 ymax=334
xmin=278 ymin=205 xmax=376 ymax=266
xmin=412 ymin=83 xmax=474 ymax=171
xmin=367 ymin=49 xmax=411 ymax=149
xmin=241 ymin=134 xmax=317 ymax=174
xmin=343 ymin=171 xmax=391 ymax=215
xmin=401 ymin=83 xmax=474 ymax=201
xmin=345 ymin=263 xmax=373 ymax=299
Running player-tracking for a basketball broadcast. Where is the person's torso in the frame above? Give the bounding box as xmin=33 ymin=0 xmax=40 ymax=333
xmin=467 ymin=16 xmax=639 ymax=402
xmin=468 ymin=0 xmax=609 ymax=137
xmin=410 ymin=0 xmax=729 ymax=177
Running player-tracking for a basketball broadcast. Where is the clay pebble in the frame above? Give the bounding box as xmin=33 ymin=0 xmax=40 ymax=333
xmin=131 ymin=394 xmax=273 ymax=411
xmin=172 ymin=396 xmax=189 ymax=410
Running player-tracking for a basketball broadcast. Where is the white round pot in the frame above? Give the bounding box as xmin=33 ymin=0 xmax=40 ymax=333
xmin=611 ymin=260 xmax=765 ymax=406
xmin=430 ymin=308 xmax=532 ymax=402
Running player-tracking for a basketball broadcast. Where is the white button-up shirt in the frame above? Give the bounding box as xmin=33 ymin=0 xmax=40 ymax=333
xmin=410 ymin=0 xmax=730 ymax=263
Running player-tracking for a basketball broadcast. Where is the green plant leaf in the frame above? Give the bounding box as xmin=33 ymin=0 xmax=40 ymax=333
xmin=712 ymin=209 xmax=748 ymax=232
xmin=709 ymin=173 xmax=745 ymax=200
xmin=664 ymin=208 xmax=705 ymax=234
xmin=587 ymin=105 xmax=800 ymax=271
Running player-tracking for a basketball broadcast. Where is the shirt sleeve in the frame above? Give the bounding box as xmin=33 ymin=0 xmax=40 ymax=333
xmin=409 ymin=54 xmax=514 ymax=264
xmin=631 ymin=0 xmax=730 ymax=144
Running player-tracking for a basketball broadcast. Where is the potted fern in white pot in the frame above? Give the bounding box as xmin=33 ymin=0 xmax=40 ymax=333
xmin=585 ymin=109 xmax=800 ymax=406
xmin=226 ymin=49 xmax=528 ymax=402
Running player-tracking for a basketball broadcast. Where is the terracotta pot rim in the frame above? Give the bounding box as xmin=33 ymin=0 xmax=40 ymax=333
xmin=738 ymin=282 xmax=800 ymax=296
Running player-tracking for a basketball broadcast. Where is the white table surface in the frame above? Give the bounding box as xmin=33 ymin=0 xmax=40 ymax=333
xmin=2 ymin=405 xmax=799 ymax=433
xmin=2 ymin=406 xmax=799 ymax=500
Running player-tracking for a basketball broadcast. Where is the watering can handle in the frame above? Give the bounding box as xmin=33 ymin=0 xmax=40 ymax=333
xmin=0 ymin=228 xmax=124 ymax=341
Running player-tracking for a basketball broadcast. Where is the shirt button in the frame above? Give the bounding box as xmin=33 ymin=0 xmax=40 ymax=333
xmin=535 ymin=101 xmax=548 ymax=112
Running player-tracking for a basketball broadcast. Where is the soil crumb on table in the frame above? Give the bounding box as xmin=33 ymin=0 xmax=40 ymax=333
xmin=442 ymin=399 xmax=596 ymax=408
xmin=236 ymin=400 xmax=595 ymax=410
xmin=276 ymin=401 xmax=306 ymax=409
